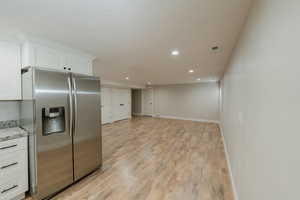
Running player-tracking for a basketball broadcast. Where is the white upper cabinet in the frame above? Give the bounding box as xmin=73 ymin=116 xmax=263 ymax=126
xmin=0 ymin=41 xmax=21 ymax=100
xmin=21 ymin=41 xmax=94 ymax=75
xmin=65 ymin=54 xmax=93 ymax=75
xmin=34 ymin=45 xmax=63 ymax=70
xmin=0 ymin=39 xmax=94 ymax=100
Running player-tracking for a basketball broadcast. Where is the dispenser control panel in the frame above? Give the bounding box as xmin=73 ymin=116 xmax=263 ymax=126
xmin=42 ymin=107 xmax=66 ymax=136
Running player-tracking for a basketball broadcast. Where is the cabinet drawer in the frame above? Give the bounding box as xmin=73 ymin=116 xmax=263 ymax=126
xmin=0 ymin=137 xmax=27 ymax=156
xmin=0 ymin=174 xmax=27 ymax=200
xmin=0 ymin=150 xmax=27 ymax=181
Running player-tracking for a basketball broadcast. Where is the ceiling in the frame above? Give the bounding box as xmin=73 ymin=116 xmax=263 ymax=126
xmin=0 ymin=0 xmax=252 ymax=86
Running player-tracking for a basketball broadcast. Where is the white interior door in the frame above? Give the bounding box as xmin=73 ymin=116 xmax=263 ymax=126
xmin=143 ymin=88 xmax=154 ymax=116
xmin=112 ymin=88 xmax=131 ymax=121
xmin=101 ymin=87 xmax=112 ymax=124
xmin=120 ymin=89 xmax=131 ymax=119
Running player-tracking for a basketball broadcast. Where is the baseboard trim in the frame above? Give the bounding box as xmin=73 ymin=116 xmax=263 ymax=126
xmin=132 ymin=113 xmax=143 ymax=116
xmin=154 ymin=115 xmax=220 ymax=124
xmin=219 ymin=124 xmax=239 ymax=200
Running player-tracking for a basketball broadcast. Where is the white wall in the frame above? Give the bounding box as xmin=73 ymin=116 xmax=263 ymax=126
xmin=221 ymin=0 xmax=300 ymax=199
xmin=153 ymin=82 xmax=219 ymax=122
xmin=0 ymin=101 xmax=19 ymax=121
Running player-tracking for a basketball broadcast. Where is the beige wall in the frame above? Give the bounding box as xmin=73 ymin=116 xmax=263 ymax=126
xmin=153 ymin=82 xmax=219 ymax=122
xmin=0 ymin=101 xmax=19 ymax=121
xmin=221 ymin=0 xmax=300 ymax=199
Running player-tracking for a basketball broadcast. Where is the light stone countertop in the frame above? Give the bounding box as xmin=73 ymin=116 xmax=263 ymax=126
xmin=0 ymin=127 xmax=29 ymax=142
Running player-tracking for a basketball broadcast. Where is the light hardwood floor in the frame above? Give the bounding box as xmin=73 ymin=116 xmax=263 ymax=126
xmin=27 ymin=117 xmax=234 ymax=200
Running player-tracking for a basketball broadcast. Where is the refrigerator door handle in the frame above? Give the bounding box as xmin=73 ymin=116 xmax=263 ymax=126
xmin=67 ymin=74 xmax=73 ymax=137
xmin=72 ymin=76 xmax=78 ymax=136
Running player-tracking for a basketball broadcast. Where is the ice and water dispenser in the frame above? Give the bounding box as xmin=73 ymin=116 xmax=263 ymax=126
xmin=42 ymin=107 xmax=66 ymax=135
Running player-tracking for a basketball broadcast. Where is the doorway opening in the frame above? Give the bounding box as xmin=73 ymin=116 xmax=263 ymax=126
xmin=131 ymin=89 xmax=143 ymax=117
xmin=131 ymin=88 xmax=154 ymax=118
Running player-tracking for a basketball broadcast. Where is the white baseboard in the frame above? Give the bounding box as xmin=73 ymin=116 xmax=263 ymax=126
xmin=133 ymin=113 xmax=155 ymax=117
xmin=132 ymin=113 xmax=143 ymax=116
xmin=155 ymin=115 xmax=220 ymax=124
xmin=219 ymin=124 xmax=239 ymax=200
xmin=142 ymin=112 xmax=154 ymax=117
xmin=102 ymin=115 xmax=132 ymax=124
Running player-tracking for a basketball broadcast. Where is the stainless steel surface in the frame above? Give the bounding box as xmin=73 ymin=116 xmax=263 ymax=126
xmin=34 ymin=69 xmax=73 ymax=199
xmin=72 ymin=73 xmax=102 ymax=181
xmin=21 ymin=67 xmax=102 ymax=199
xmin=42 ymin=107 xmax=66 ymax=135
xmin=71 ymin=75 xmax=78 ymax=136
xmin=67 ymin=75 xmax=73 ymax=137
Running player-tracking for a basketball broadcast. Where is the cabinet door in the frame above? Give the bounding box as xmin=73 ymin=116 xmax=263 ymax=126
xmin=35 ymin=45 xmax=62 ymax=71
xmin=0 ymin=41 xmax=21 ymax=100
xmin=68 ymin=54 xmax=93 ymax=75
xmin=22 ymin=42 xmax=94 ymax=75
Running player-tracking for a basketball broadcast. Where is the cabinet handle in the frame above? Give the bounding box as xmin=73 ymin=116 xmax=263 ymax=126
xmin=1 ymin=162 xmax=18 ymax=169
xmin=1 ymin=185 xmax=18 ymax=194
xmin=0 ymin=144 xmax=17 ymax=150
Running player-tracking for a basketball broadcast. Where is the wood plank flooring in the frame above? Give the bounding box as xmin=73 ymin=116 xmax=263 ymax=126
xmin=27 ymin=117 xmax=234 ymax=200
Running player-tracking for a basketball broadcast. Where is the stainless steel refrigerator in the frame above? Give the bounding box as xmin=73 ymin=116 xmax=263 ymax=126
xmin=20 ymin=67 xmax=102 ymax=200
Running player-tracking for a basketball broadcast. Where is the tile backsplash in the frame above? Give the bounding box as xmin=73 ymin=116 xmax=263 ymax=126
xmin=0 ymin=120 xmax=19 ymax=129
xmin=0 ymin=101 xmax=20 ymax=128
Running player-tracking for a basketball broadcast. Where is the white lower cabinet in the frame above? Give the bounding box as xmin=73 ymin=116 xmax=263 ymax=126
xmin=0 ymin=137 xmax=28 ymax=200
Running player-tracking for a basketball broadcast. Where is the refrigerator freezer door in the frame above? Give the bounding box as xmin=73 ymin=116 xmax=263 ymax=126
xmin=33 ymin=69 xmax=73 ymax=199
xmin=72 ymin=74 xmax=102 ymax=181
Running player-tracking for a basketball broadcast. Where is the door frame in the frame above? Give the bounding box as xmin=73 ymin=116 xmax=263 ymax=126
xmin=142 ymin=88 xmax=154 ymax=116
xmin=101 ymin=87 xmax=113 ymax=124
xmin=112 ymin=88 xmax=131 ymax=122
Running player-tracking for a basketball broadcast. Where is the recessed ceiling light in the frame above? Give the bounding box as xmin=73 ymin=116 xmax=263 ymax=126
xmin=171 ymin=50 xmax=179 ymax=56
xmin=212 ymin=46 xmax=219 ymax=50
xmin=197 ymin=78 xmax=201 ymax=81
xmin=211 ymin=46 xmax=221 ymax=52
xmin=125 ymin=77 xmax=129 ymax=80
xmin=188 ymin=69 xmax=194 ymax=73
